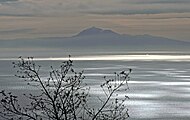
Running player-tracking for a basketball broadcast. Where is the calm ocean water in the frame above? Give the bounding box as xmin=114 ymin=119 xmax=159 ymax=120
xmin=1 ymin=52 xmax=190 ymax=120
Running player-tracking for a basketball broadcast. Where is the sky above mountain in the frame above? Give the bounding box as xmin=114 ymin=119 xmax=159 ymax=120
xmin=0 ymin=0 xmax=190 ymax=41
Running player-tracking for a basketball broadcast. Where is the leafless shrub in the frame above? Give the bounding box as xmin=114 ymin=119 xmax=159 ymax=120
xmin=0 ymin=57 xmax=131 ymax=120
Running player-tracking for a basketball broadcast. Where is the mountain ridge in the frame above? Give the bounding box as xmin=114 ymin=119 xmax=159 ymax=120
xmin=0 ymin=27 xmax=189 ymax=51
xmin=74 ymin=27 xmax=120 ymax=37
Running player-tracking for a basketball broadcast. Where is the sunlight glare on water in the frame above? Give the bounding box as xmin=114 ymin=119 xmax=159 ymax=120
xmin=41 ymin=55 xmax=190 ymax=61
xmin=1 ymin=53 xmax=190 ymax=120
xmin=1 ymin=54 xmax=190 ymax=61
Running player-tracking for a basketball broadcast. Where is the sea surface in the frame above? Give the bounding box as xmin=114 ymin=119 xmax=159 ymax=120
xmin=1 ymin=51 xmax=190 ymax=120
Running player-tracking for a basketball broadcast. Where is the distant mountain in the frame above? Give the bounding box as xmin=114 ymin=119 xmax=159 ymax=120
xmin=74 ymin=27 xmax=120 ymax=37
xmin=0 ymin=27 xmax=190 ymax=51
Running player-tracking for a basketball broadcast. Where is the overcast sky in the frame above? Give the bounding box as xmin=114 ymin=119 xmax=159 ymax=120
xmin=0 ymin=0 xmax=190 ymax=41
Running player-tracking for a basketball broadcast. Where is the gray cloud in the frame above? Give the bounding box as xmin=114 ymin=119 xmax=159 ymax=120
xmin=143 ymin=16 xmax=190 ymax=20
xmin=0 ymin=13 xmax=36 ymax=17
xmin=0 ymin=0 xmax=18 ymax=3
xmin=2 ymin=0 xmax=189 ymax=17
xmin=124 ymin=0 xmax=190 ymax=4
xmin=87 ymin=8 xmax=190 ymax=15
xmin=0 ymin=28 xmax=34 ymax=34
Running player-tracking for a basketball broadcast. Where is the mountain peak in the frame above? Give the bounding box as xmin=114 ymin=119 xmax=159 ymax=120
xmin=75 ymin=27 xmax=120 ymax=37
xmin=88 ymin=26 xmax=103 ymax=31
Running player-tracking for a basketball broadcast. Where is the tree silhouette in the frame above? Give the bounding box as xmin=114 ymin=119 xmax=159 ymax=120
xmin=0 ymin=57 xmax=131 ymax=120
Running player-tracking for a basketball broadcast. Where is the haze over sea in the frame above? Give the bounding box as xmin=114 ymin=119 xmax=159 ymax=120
xmin=1 ymin=49 xmax=190 ymax=120
xmin=1 ymin=0 xmax=190 ymax=119
xmin=0 ymin=24 xmax=190 ymax=120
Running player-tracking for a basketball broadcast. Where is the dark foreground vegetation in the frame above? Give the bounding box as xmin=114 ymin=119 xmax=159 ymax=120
xmin=0 ymin=57 xmax=131 ymax=120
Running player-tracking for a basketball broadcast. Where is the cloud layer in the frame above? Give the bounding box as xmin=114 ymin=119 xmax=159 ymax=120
xmin=0 ymin=0 xmax=18 ymax=3
xmin=130 ymin=0 xmax=190 ymax=4
xmin=0 ymin=0 xmax=190 ymax=17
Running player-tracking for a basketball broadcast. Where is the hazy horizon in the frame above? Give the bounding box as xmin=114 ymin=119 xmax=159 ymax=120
xmin=0 ymin=0 xmax=190 ymax=42
xmin=1 ymin=1 xmax=190 ymax=119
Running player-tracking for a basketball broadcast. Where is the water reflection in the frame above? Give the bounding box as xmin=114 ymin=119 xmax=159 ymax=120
xmin=1 ymin=54 xmax=190 ymax=119
xmin=1 ymin=54 xmax=190 ymax=61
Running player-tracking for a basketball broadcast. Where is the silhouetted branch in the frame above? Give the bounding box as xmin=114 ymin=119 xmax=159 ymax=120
xmin=0 ymin=57 xmax=131 ymax=120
